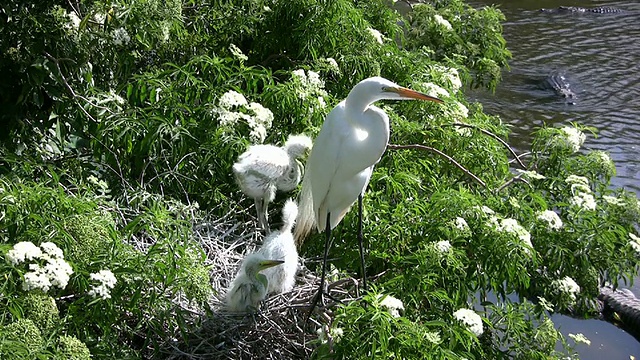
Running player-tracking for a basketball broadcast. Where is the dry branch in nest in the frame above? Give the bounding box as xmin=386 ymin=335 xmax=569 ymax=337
xmin=165 ymin=200 xmax=360 ymax=359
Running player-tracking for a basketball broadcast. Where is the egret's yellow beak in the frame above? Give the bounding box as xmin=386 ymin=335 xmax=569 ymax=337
xmin=259 ymin=259 xmax=285 ymax=270
xmin=384 ymin=86 xmax=444 ymax=103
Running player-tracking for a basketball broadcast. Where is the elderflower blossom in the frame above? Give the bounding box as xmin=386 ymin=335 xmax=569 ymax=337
xmin=568 ymin=333 xmax=591 ymax=346
xmin=435 ymin=240 xmax=452 ymax=253
xmin=629 ymin=233 xmax=640 ymax=254
xmin=379 ymin=294 xmax=404 ymax=318
xmin=498 ymin=218 xmax=532 ymax=250
xmin=40 ymin=242 xmax=64 ymax=259
xmin=603 ymin=195 xmax=625 ymax=206
xmin=453 ymin=217 xmax=470 ymax=232
xmin=5 ymin=242 xmax=43 ymax=266
xmin=449 ymin=101 xmax=469 ymax=120
xmin=474 ymin=205 xmax=495 ymax=216
xmin=565 ymin=175 xmax=589 ymax=186
xmin=229 ymin=44 xmax=248 ymax=62
xmin=443 ymin=67 xmax=462 ymax=92
xmin=453 ymin=308 xmax=483 ymax=336
xmin=317 ymin=326 xmax=344 ymax=344
xmin=553 ymin=276 xmax=580 ymax=302
xmin=561 ymin=127 xmax=586 ymax=153
xmin=425 ymin=331 xmax=442 ymax=344
xmin=66 ymin=11 xmax=81 ymax=31
xmin=421 ymin=82 xmax=449 ymax=99
xmin=219 ymin=90 xmax=248 ymax=109
xmin=323 ymin=57 xmax=340 ymax=73
xmin=246 ymin=102 xmax=274 ymax=129
xmin=536 ymin=210 xmax=563 ymax=230
xmin=570 ymin=192 xmax=597 ymax=211
xmin=23 ymin=264 xmax=52 ymax=292
xmin=88 ymin=269 xmax=117 ymax=300
xmin=112 ymin=28 xmax=131 ymax=46
xmin=515 ymin=169 xmax=546 ymax=180
xmin=367 ymin=27 xmax=384 ymax=44
xmin=291 ymin=69 xmax=327 ymax=100
xmin=434 ymin=14 xmax=453 ymax=30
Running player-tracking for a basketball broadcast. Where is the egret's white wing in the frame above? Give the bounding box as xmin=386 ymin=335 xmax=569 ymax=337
xmin=306 ymin=103 xmax=351 ymax=231
xmin=233 ymin=145 xmax=291 ymax=180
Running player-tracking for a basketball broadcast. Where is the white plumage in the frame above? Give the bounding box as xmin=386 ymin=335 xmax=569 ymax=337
xmin=233 ymin=134 xmax=312 ymax=232
xmin=260 ymin=199 xmax=299 ymax=294
xmin=225 ymin=253 xmax=284 ymax=313
xmin=294 ymin=77 xmax=443 ymax=243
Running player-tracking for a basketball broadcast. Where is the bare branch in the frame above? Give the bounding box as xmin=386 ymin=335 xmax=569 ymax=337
xmin=387 ymin=143 xmax=487 ymax=187
xmin=441 ymin=122 xmax=527 ymax=170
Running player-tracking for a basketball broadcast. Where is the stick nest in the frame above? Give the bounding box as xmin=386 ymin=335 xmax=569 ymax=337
xmin=164 ymin=205 xmax=360 ymax=359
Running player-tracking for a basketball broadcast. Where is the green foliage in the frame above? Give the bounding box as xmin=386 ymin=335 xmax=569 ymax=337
xmin=55 ymin=335 xmax=92 ymax=360
xmin=22 ymin=292 xmax=60 ymax=334
xmin=406 ymin=0 xmax=511 ymax=91
xmin=0 ymin=319 xmax=45 ymax=359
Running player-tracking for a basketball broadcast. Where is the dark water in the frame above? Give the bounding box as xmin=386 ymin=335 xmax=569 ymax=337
xmin=467 ymin=0 xmax=640 ymax=358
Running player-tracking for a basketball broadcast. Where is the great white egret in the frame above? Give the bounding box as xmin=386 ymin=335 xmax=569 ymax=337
xmin=260 ymin=198 xmax=299 ymax=294
xmin=225 ymin=253 xmax=284 ymax=312
xmin=233 ymin=134 xmax=312 ymax=232
xmin=293 ymin=76 xmax=443 ymax=312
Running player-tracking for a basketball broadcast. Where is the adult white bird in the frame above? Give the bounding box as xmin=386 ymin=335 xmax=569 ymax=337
xmin=260 ymin=198 xmax=299 ymax=294
xmin=233 ymin=134 xmax=312 ymax=233
xmin=225 ymin=253 xmax=285 ymax=313
xmin=293 ymin=76 xmax=443 ymax=312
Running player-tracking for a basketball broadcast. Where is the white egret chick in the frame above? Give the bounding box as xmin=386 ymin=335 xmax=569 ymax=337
xmin=293 ymin=77 xmax=442 ymax=312
xmin=233 ymin=134 xmax=312 ymax=232
xmin=260 ymin=198 xmax=299 ymax=294
xmin=225 ymin=253 xmax=284 ymax=313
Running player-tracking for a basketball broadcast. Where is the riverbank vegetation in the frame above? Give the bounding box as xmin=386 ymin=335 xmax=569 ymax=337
xmin=1 ymin=0 xmax=638 ymax=358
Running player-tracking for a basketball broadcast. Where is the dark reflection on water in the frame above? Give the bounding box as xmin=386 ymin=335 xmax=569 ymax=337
xmin=467 ymin=0 xmax=640 ymax=193
xmin=465 ymin=0 xmax=640 ymax=358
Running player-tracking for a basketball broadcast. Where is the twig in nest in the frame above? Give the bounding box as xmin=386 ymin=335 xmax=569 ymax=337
xmin=387 ymin=144 xmax=486 ymax=187
xmin=439 ymin=122 xmax=527 ymax=170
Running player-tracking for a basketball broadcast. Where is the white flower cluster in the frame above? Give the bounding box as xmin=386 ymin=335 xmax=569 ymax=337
xmin=603 ymin=195 xmax=625 ymax=207
xmin=560 ymin=126 xmax=586 ymax=153
xmin=433 ymin=14 xmax=453 ymax=30
xmin=65 ymin=10 xmax=81 ymax=31
xmin=453 ymin=308 xmax=483 ymax=336
xmin=421 ymin=82 xmax=449 ymax=99
xmin=552 ymin=276 xmax=580 ymax=303
xmin=229 ymin=44 xmax=248 ymax=62
xmin=317 ymin=325 xmax=344 ymax=344
xmin=322 ymin=57 xmax=340 ymax=74
xmin=367 ymin=27 xmax=384 ymax=44
xmin=536 ymin=210 xmax=563 ymax=231
xmin=435 ymin=240 xmax=452 ymax=253
xmin=378 ymin=294 xmax=404 ymax=318
xmin=568 ymin=333 xmax=591 ymax=346
xmin=448 ymin=101 xmax=469 ymax=121
xmin=497 ymin=218 xmax=532 ymax=250
xmin=515 ymin=169 xmax=546 ymax=180
xmin=566 ymin=175 xmax=596 ymax=211
xmin=291 ymin=69 xmax=327 ymax=101
xmin=112 ymin=28 xmax=130 ymax=47
xmin=430 ymin=64 xmax=462 ymax=92
xmin=213 ymin=90 xmax=274 ymax=143
xmin=453 ymin=217 xmax=469 ymax=232
xmin=425 ymin=331 xmax=442 ymax=344
xmin=629 ymin=233 xmax=640 ymax=254
xmin=5 ymin=241 xmax=73 ymax=292
xmin=87 ymin=269 xmax=117 ymax=300
xmin=593 ymin=151 xmax=613 ymax=166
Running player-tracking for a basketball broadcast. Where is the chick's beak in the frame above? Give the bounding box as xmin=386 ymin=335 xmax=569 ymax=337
xmin=385 ymin=86 xmax=444 ymax=103
xmin=259 ymin=259 xmax=285 ymax=269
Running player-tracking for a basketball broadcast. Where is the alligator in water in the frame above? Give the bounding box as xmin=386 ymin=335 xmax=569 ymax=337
xmin=599 ymin=286 xmax=640 ymax=337
xmin=540 ymin=6 xmax=624 ymax=14
xmin=538 ymin=71 xmax=577 ymax=104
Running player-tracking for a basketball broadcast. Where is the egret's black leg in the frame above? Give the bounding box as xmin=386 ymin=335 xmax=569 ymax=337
xmin=357 ymin=194 xmax=368 ymax=291
xmin=306 ymin=213 xmax=332 ymax=321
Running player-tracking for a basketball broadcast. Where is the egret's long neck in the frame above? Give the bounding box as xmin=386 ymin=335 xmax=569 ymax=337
xmin=345 ymin=87 xmax=379 ymax=115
